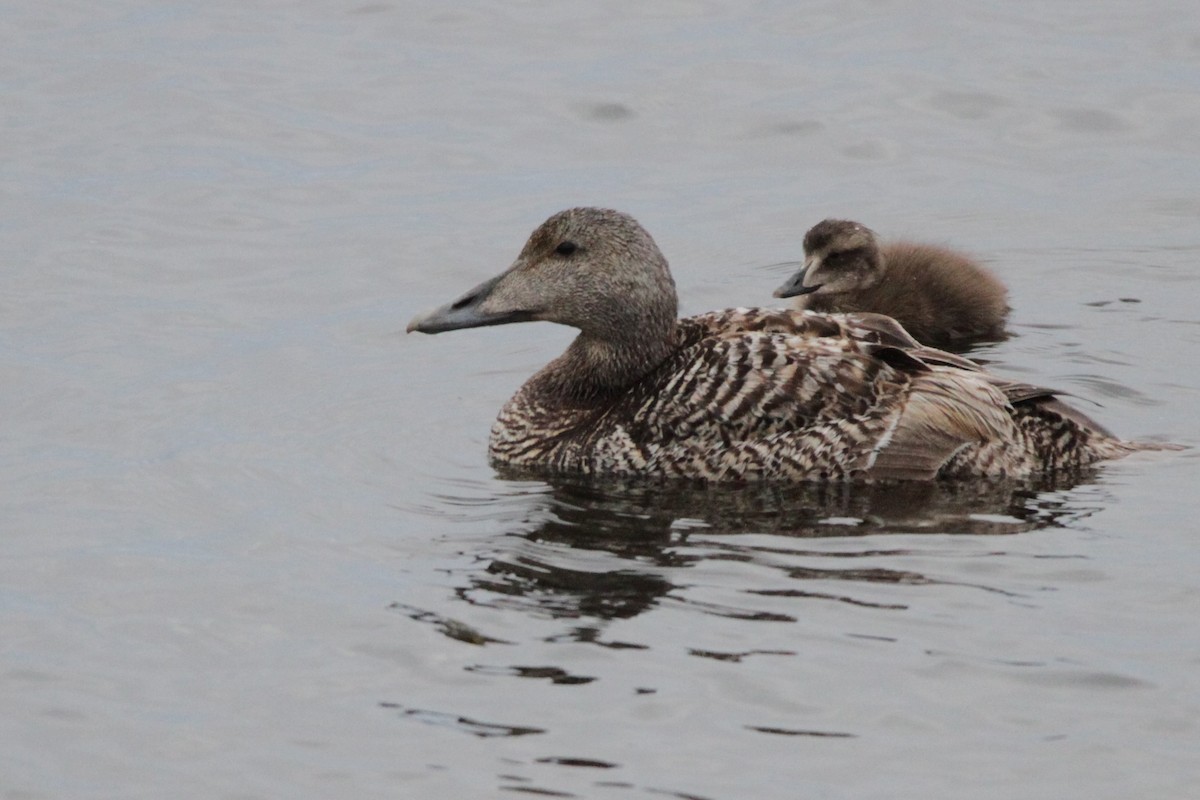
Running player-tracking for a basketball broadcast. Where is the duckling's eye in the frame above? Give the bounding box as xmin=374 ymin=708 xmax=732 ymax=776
xmin=554 ymin=241 xmax=578 ymax=257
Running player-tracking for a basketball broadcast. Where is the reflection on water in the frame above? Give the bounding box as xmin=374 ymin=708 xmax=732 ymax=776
xmin=403 ymin=470 xmax=1109 ymax=638
xmin=384 ymin=469 xmax=1121 ymax=779
xmin=497 ymin=468 xmax=1105 ymax=539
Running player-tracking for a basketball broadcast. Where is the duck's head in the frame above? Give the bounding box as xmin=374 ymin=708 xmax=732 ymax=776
xmin=773 ymin=219 xmax=882 ymax=300
xmin=408 ymin=207 xmax=678 ymax=342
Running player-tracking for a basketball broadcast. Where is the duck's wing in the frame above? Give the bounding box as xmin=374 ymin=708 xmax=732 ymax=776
xmin=631 ymin=319 xmax=1016 ymax=481
xmin=989 ymin=379 xmax=1057 ymax=405
xmin=632 ymin=327 xmax=896 ymax=450
xmin=864 ymin=367 xmax=1019 ymax=481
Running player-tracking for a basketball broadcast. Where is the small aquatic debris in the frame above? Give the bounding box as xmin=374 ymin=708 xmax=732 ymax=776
xmin=745 ymin=725 xmax=857 ymax=738
xmin=388 ymin=602 xmax=510 ymax=645
xmin=380 ymin=702 xmax=545 ymax=737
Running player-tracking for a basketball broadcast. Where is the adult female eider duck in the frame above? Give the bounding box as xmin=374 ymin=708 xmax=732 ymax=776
xmin=774 ymin=219 xmax=1009 ymax=347
xmin=408 ymin=207 xmax=1154 ymax=483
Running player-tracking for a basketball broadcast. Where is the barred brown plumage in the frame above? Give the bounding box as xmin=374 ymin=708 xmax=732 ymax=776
xmin=408 ymin=208 xmax=1172 ymax=483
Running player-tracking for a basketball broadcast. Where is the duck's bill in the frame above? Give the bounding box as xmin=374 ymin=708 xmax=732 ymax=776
xmin=407 ymin=273 xmax=535 ymax=334
xmin=772 ymin=269 xmax=822 ymax=299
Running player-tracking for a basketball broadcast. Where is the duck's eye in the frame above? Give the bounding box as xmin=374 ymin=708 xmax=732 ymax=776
xmin=555 ymin=241 xmax=578 ymax=257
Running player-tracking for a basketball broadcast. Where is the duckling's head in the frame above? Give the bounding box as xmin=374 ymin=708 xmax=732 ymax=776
xmin=408 ymin=207 xmax=678 ymax=342
xmin=774 ymin=219 xmax=882 ymax=300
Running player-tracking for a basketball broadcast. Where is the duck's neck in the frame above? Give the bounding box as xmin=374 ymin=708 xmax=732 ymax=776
xmin=538 ymin=322 xmax=679 ymax=402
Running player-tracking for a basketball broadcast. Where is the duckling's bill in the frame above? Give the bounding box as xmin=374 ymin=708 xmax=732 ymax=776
xmin=773 ymin=264 xmax=822 ymax=299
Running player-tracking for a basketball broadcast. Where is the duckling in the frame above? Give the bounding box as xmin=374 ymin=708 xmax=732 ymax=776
xmin=408 ymin=208 xmax=1158 ymax=483
xmin=774 ymin=219 xmax=1009 ymax=347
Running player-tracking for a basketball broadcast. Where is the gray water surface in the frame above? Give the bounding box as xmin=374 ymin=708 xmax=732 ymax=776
xmin=3 ymin=2 xmax=1199 ymax=799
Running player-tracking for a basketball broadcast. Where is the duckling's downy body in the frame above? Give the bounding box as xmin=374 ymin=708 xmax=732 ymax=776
xmin=408 ymin=208 xmax=1159 ymax=483
xmin=775 ymin=219 xmax=1009 ymax=346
